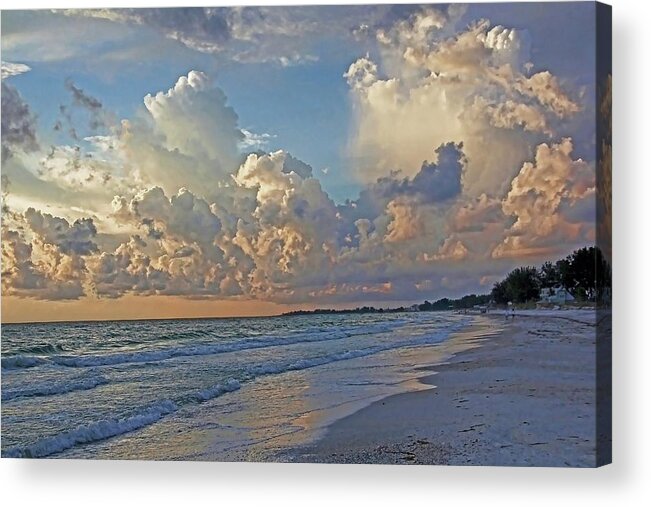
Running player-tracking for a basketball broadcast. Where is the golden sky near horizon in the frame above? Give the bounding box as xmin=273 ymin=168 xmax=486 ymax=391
xmin=0 ymin=295 xmax=284 ymax=323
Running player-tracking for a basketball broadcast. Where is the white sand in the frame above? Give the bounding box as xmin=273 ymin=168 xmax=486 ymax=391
xmin=281 ymin=310 xmax=609 ymax=467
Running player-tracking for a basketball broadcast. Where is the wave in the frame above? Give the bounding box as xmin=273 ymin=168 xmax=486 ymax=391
xmin=251 ymin=326 xmax=457 ymax=376
xmin=13 ymin=343 xmax=68 ymax=355
xmin=2 ymin=400 xmax=179 ymax=459
xmin=5 ymin=323 xmax=446 ymax=457
xmin=1 ymin=372 xmax=109 ymax=402
xmin=191 ymin=379 xmax=241 ymax=402
xmin=2 ymin=317 xmax=464 ymax=458
xmin=1 ymin=321 xmax=407 ymax=371
xmin=1 ymin=355 xmax=47 ymax=370
xmin=2 ymin=378 xmax=242 ymax=458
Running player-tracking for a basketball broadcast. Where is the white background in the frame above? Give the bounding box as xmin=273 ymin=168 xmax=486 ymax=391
xmin=1 ymin=0 xmax=649 ymax=505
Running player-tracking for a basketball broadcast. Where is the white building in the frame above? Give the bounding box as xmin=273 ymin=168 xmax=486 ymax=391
xmin=539 ymin=286 xmax=575 ymax=305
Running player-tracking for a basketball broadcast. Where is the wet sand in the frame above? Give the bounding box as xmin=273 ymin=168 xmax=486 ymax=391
xmin=281 ymin=310 xmax=606 ymax=467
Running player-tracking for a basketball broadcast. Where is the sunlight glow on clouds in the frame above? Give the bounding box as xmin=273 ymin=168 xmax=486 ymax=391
xmin=0 ymin=5 xmax=602 ymax=316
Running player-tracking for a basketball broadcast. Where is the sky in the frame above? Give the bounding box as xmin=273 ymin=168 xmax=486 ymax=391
xmin=1 ymin=2 xmax=608 ymax=322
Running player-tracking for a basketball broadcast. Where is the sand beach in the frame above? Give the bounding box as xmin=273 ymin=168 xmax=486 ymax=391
xmin=281 ymin=310 xmax=609 ymax=467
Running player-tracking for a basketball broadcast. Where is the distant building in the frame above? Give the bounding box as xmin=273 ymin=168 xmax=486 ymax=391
xmin=539 ymin=286 xmax=575 ymax=305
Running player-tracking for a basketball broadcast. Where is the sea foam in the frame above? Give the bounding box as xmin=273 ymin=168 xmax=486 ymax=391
xmin=2 ymin=378 xmax=243 ymax=458
xmin=1 ymin=321 xmax=406 ymax=370
xmin=2 ymin=400 xmax=179 ymax=458
xmin=2 ymin=372 xmax=109 ymax=401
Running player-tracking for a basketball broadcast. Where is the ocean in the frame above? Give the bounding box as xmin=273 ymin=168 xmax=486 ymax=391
xmin=1 ymin=312 xmax=470 ymax=460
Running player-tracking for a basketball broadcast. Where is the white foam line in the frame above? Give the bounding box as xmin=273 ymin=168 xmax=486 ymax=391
xmin=1 ymin=321 xmax=407 ymax=370
xmin=2 ymin=373 xmax=109 ymax=402
xmin=3 ymin=379 xmax=242 ymax=458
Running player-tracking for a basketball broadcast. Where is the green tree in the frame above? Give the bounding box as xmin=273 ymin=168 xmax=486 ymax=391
xmin=561 ymin=246 xmax=611 ymax=301
xmin=491 ymin=279 xmax=508 ymax=304
xmin=539 ymin=261 xmax=560 ymax=288
xmin=491 ymin=266 xmax=541 ymax=304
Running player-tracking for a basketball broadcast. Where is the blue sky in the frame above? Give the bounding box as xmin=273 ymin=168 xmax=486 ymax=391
xmin=1 ymin=3 xmax=608 ymax=321
xmin=2 ymin=3 xmax=597 ymax=202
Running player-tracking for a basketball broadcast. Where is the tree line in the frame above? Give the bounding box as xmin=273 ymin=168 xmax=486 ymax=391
xmin=283 ymin=246 xmax=611 ymax=316
xmin=490 ymin=246 xmax=611 ymax=304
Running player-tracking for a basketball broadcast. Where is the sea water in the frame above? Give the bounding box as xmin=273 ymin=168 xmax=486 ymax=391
xmin=1 ymin=312 xmax=470 ymax=460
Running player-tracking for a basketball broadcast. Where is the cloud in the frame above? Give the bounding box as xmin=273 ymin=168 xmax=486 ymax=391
xmin=1 ymin=228 xmax=84 ymax=300
xmin=65 ymin=79 xmax=102 ymax=111
xmin=1 ymin=208 xmax=94 ymax=300
xmin=86 ymin=236 xmax=170 ymax=299
xmin=375 ymin=5 xmax=466 ymax=52
xmin=1 ymin=82 xmax=39 ymax=162
xmin=232 ymin=151 xmax=339 ymax=288
xmin=493 ymin=138 xmax=595 ymax=258
xmin=373 ymin=142 xmax=465 ymax=204
xmin=281 ymin=152 xmax=314 ymax=179
xmin=108 ymin=71 xmax=245 ymax=199
xmin=141 ymin=70 xmax=241 ymax=173
xmin=24 ymin=207 xmax=98 ymax=255
xmin=59 ymin=6 xmax=383 ymax=66
xmin=470 ymin=97 xmax=552 ymax=136
xmin=239 ymin=129 xmax=276 ymax=151
xmin=61 ymin=7 xmax=231 ymax=54
xmin=62 ymin=79 xmax=111 ymax=133
xmin=116 ymin=186 xmax=223 ymax=256
xmin=1 ymin=8 xmax=597 ymax=306
xmin=1 ymin=61 xmax=31 ymax=80
xmin=36 ymin=144 xmax=130 ymax=195
xmin=344 ymin=13 xmax=581 ymax=199
xmin=514 ymin=71 xmax=581 ymax=118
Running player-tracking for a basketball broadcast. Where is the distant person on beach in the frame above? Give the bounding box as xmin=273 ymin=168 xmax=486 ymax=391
xmin=511 ymin=307 xmax=516 ymax=320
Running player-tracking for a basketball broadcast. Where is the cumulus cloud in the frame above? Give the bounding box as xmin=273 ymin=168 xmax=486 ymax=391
xmin=373 ymin=142 xmax=465 ymax=204
xmin=2 ymin=8 xmax=597 ymax=306
xmin=281 ymin=152 xmax=314 ymax=179
xmin=345 ymin=15 xmax=581 ymax=199
xmin=24 ymin=208 xmax=98 ymax=255
xmin=232 ymin=151 xmax=339 ymax=285
xmin=132 ymin=71 xmax=242 ymax=192
xmin=106 ymin=71 xmax=245 ymax=198
xmin=1 ymin=209 xmax=93 ymax=300
xmin=2 ymin=229 xmax=84 ymax=300
xmin=86 ymin=236 xmax=170 ymax=299
xmin=493 ymin=138 xmax=595 ymax=258
xmin=115 ymin=186 xmax=223 ymax=257
xmin=143 ymin=71 xmax=241 ymax=163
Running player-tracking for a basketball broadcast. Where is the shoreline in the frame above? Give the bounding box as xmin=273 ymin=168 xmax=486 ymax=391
xmin=279 ymin=310 xmax=601 ymax=467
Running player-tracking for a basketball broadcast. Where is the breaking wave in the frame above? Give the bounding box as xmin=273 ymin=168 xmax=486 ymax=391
xmin=1 ymin=321 xmax=407 ymax=371
xmin=2 ymin=372 xmax=109 ymax=401
xmin=2 ymin=379 xmax=242 ymax=458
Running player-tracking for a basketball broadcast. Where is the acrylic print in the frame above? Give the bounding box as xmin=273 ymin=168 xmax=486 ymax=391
xmin=1 ymin=2 xmax=611 ymax=466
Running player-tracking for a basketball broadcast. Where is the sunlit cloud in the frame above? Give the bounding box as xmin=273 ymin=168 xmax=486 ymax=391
xmin=1 ymin=5 xmax=601 ymax=317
